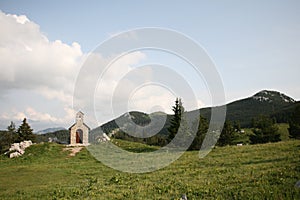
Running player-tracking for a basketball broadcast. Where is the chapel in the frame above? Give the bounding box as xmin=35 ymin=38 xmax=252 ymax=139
xmin=69 ymin=111 xmax=90 ymax=145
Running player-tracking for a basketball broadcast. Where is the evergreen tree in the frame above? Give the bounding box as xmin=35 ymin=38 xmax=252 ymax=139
xmin=17 ymin=118 xmax=36 ymax=142
xmin=7 ymin=121 xmax=16 ymax=133
xmin=0 ymin=131 xmax=11 ymax=153
xmin=189 ymin=116 xmax=209 ymax=150
xmin=250 ymin=115 xmax=280 ymax=144
xmin=217 ymin=120 xmax=235 ymax=146
xmin=0 ymin=122 xmax=17 ymax=153
xmin=288 ymin=106 xmax=300 ymax=139
xmin=176 ymin=112 xmax=193 ymax=148
xmin=167 ymin=98 xmax=184 ymax=143
xmin=7 ymin=121 xmax=17 ymax=142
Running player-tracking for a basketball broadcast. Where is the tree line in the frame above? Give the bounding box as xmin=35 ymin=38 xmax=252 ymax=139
xmin=1 ymin=99 xmax=299 ymax=153
xmin=113 ymin=98 xmax=300 ymax=149
xmin=0 ymin=118 xmax=36 ymax=153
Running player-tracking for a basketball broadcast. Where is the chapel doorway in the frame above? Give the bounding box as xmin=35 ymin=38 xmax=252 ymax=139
xmin=76 ymin=129 xmax=83 ymax=144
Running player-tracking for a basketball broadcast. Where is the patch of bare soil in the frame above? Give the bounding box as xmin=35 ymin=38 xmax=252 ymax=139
xmin=63 ymin=147 xmax=83 ymax=157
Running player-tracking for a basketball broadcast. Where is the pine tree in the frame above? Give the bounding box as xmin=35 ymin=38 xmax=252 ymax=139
xmin=0 ymin=122 xmax=18 ymax=153
xmin=176 ymin=112 xmax=193 ymax=148
xmin=0 ymin=131 xmax=11 ymax=153
xmin=7 ymin=121 xmax=17 ymax=142
xmin=7 ymin=121 xmax=16 ymax=133
xmin=17 ymin=118 xmax=36 ymax=142
xmin=167 ymin=98 xmax=184 ymax=143
xmin=217 ymin=120 xmax=235 ymax=146
xmin=189 ymin=116 xmax=209 ymax=150
xmin=288 ymin=106 xmax=300 ymax=139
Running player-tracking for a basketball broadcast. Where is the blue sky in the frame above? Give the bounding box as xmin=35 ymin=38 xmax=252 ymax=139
xmin=0 ymin=0 xmax=299 ymax=131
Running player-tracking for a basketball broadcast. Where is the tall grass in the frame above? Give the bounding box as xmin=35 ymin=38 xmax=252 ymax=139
xmin=0 ymin=140 xmax=299 ymax=199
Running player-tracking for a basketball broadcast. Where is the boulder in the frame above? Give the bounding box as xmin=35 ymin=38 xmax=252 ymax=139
xmin=20 ymin=140 xmax=32 ymax=149
xmin=96 ymin=133 xmax=111 ymax=143
xmin=8 ymin=140 xmax=32 ymax=158
xmin=10 ymin=151 xmax=22 ymax=158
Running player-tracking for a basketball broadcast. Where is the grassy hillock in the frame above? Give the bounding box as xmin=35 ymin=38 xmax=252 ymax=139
xmin=0 ymin=140 xmax=299 ymax=199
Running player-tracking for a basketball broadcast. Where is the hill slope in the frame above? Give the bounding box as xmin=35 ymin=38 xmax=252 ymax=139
xmin=224 ymin=90 xmax=296 ymax=127
xmin=36 ymin=129 xmax=69 ymax=143
xmin=0 ymin=140 xmax=299 ymax=199
xmin=35 ymin=127 xmax=66 ymax=135
xmin=96 ymin=90 xmax=298 ymax=136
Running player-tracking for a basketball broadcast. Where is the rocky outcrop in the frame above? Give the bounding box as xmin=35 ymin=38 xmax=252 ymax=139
xmin=95 ymin=133 xmax=110 ymax=143
xmin=8 ymin=140 xmax=33 ymax=158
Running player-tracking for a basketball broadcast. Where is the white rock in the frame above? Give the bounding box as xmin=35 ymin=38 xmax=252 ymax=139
xmin=10 ymin=152 xmax=22 ymax=158
xmin=8 ymin=140 xmax=32 ymax=158
xmin=96 ymin=133 xmax=111 ymax=143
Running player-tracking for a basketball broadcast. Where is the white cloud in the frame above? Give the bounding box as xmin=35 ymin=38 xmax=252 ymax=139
xmin=80 ymin=51 xmax=147 ymax=126
xmin=92 ymin=55 xmax=202 ymax=125
xmin=0 ymin=106 xmax=78 ymax=131
xmin=9 ymin=14 xmax=30 ymax=24
xmin=25 ymin=107 xmax=58 ymax=122
xmin=0 ymin=11 xmax=83 ymax=93
xmin=0 ymin=11 xmax=204 ymax=129
xmin=0 ymin=11 xmax=151 ymax=128
xmin=0 ymin=11 xmax=83 ymax=127
xmin=128 ymin=85 xmax=175 ymax=114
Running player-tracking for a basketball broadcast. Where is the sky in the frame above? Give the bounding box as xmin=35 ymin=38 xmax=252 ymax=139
xmin=0 ymin=0 xmax=299 ymax=131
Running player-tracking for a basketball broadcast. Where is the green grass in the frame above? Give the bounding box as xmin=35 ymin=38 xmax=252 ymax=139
xmin=0 ymin=140 xmax=299 ymax=199
xmin=112 ymin=139 xmax=159 ymax=152
xmin=277 ymin=123 xmax=290 ymax=141
xmin=235 ymin=123 xmax=290 ymax=145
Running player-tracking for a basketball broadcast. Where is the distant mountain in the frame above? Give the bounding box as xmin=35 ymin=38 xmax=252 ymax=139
xmin=35 ymin=127 xmax=66 ymax=135
xmin=252 ymin=90 xmax=295 ymax=103
xmin=271 ymin=101 xmax=300 ymax=123
xmin=36 ymin=129 xmax=69 ymax=144
xmin=91 ymin=111 xmax=172 ymax=138
xmin=220 ymin=90 xmax=296 ymax=127
xmin=93 ymin=90 xmax=298 ymax=136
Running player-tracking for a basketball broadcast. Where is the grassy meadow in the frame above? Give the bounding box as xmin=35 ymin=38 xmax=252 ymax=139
xmin=0 ymin=139 xmax=299 ymax=199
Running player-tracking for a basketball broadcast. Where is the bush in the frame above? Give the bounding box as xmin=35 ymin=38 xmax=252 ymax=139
xmin=250 ymin=115 xmax=281 ymax=144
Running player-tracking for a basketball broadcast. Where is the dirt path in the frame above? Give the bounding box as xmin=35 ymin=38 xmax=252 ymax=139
xmin=63 ymin=147 xmax=83 ymax=157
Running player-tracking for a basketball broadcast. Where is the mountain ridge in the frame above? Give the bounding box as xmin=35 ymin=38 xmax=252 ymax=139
xmin=35 ymin=127 xmax=66 ymax=135
xmin=96 ymin=90 xmax=298 ymax=136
